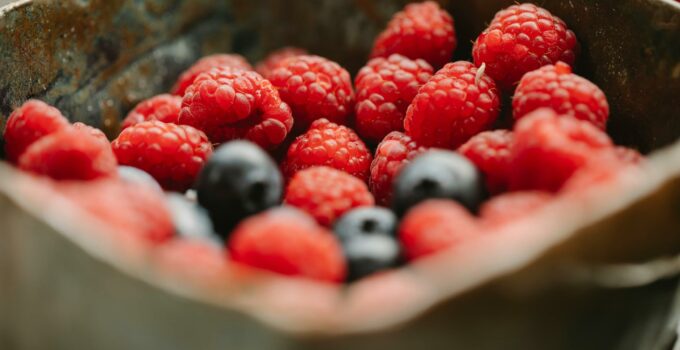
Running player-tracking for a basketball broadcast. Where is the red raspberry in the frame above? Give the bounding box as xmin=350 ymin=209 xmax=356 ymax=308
xmin=72 ymin=122 xmax=108 ymax=143
xmin=404 ymin=61 xmax=501 ymax=149
xmin=281 ymin=118 xmax=372 ymax=182
xmin=269 ymin=55 xmax=354 ymax=131
xmin=480 ymin=191 xmax=552 ymax=226
xmin=255 ymin=47 xmax=307 ymax=79
xmin=513 ymin=62 xmax=609 ymax=129
xmin=19 ymin=127 xmax=117 ymax=180
xmin=178 ymin=68 xmax=294 ymax=150
xmin=153 ymin=239 xmax=230 ymax=287
xmin=472 ymin=3 xmax=578 ymax=91
xmin=121 ymin=94 xmax=182 ymax=130
xmin=112 ymin=121 xmax=213 ymax=192
xmin=285 ymin=166 xmax=375 ymax=226
xmin=560 ymin=155 xmax=641 ymax=193
xmin=370 ymin=1 xmax=456 ymax=69
xmin=172 ymin=54 xmax=252 ymax=96
xmin=354 ymin=54 xmax=434 ymax=144
xmin=369 ymin=131 xmax=425 ymax=206
xmin=228 ymin=207 xmax=346 ymax=282
xmin=614 ymin=146 xmax=644 ymax=165
xmin=58 ymin=179 xmax=174 ymax=244
xmin=509 ymin=108 xmax=613 ymax=192
xmin=398 ymin=199 xmax=480 ymax=261
xmin=3 ymin=99 xmax=70 ymax=163
xmin=458 ymin=130 xmax=514 ymax=194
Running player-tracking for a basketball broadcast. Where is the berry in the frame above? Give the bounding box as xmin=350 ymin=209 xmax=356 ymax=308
xmin=480 ymin=191 xmax=553 ymax=226
xmin=3 ymin=99 xmax=70 ymax=163
xmin=153 ymin=239 xmax=229 ymax=287
xmin=392 ymin=149 xmax=485 ymax=216
xmin=560 ymin=155 xmax=640 ymax=193
xmin=284 ymin=166 xmax=375 ymax=226
xmin=117 ymin=166 xmax=162 ymax=192
xmin=458 ymin=130 xmax=514 ymax=194
xmin=370 ymin=1 xmax=456 ymax=69
xmin=255 ymin=47 xmax=307 ymax=79
xmin=172 ymin=54 xmax=252 ymax=96
xmin=195 ymin=141 xmax=283 ymax=238
xmin=19 ymin=127 xmax=117 ymax=180
xmin=509 ymin=108 xmax=614 ymax=192
xmin=269 ymin=55 xmax=354 ymax=131
xmin=614 ymin=146 xmax=644 ymax=165
xmin=354 ymin=54 xmax=434 ymax=144
xmin=404 ymin=61 xmax=501 ymax=149
xmin=228 ymin=207 xmax=346 ymax=283
xmin=111 ymin=121 xmax=213 ymax=192
xmin=58 ymin=179 xmax=174 ymax=244
xmin=369 ymin=131 xmax=425 ymax=206
xmin=513 ymin=62 xmax=609 ymax=129
xmin=72 ymin=122 xmax=109 ymax=143
xmin=178 ymin=68 xmax=294 ymax=150
xmin=165 ymin=193 xmax=220 ymax=243
xmin=121 ymin=94 xmax=182 ymax=130
xmin=332 ymin=207 xmax=400 ymax=281
xmin=398 ymin=199 xmax=480 ymax=261
xmin=472 ymin=3 xmax=578 ymax=91
xmin=281 ymin=118 xmax=372 ymax=182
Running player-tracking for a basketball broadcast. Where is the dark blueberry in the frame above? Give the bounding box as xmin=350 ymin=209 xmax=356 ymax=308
xmin=165 ymin=193 xmax=221 ymax=243
xmin=333 ymin=207 xmax=400 ymax=281
xmin=195 ymin=141 xmax=283 ymax=238
xmin=392 ymin=150 xmax=485 ymax=216
xmin=118 ymin=166 xmax=162 ymax=192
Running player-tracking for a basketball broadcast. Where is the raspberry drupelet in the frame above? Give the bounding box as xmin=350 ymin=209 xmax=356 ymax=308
xmin=121 ymin=94 xmax=182 ymax=130
xmin=458 ymin=130 xmax=514 ymax=194
xmin=172 ymin=54 xmax=252 ymax=96
xmin=255 ymin=47 xmax=307 ymax=79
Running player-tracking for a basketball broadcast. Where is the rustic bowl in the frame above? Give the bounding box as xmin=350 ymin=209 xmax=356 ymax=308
xmin=0 ymin=0 xmax=679 ymax=349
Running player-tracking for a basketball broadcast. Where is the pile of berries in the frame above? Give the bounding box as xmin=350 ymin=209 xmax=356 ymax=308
xmin=2 ymin=2 xmax=643 ymax=284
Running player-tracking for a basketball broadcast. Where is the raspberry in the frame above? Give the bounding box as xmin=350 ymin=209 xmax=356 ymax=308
xmin=178 ymin=68 xmax=294 ymax=150
xmin=112 ymin=121 xmax=213 ymax=192
xmin=560 ymin=155 xmax=641 ymax=193
xmin=58 ymin=179 xmax=174 ymax=244
xmin=19 ymin=127 xmax=117 ymax=180
xmin=172 ymin=54 xmax=252 ymax=96
xmin=228 ymin=207 xmax=346 ymax=282
xmin=354 ymin=54 xmax=434 ymax=144
xmin=513 ymin=62 xmax=609 ymax=129
xmin=398 ymin=199 xmax=480 ymax=261
xmin=404 ymin=61 xmax=501 ymax=149
xmin=121 ymin=94 xmax=182 ymax=130
xmin=458 ymin=130 xmax=514 ymax=194
xmin=472 ymin=3 xmax=578 ymax=91
xmin=255 ymin=47 xmax=307 ymax=79
xmin=509 ymin=108 xmax=613 ymax=192
xmin=369 ymin=131 xmax=425 ymax=206
xmin=153 ymin=239 xmax=229 ymax=286
xmin=370 ymin=1 xmax=456 ymax=69
xmin=285 ymin=166 xmax=375 ymax=226
xmin=281 ymin=118 xmax=372 ymax=182
xmin=614 ymin=146 xmax=644 ymax=165
xmin=3 ymin=99 xmax=70 ymax=163
xmin=269 ymin=55 xmax=354 ymax=131
xmin=72 ymin=122 xmax=108 ymax=143
xmin=480 ymin=191 xmax=552 ymax=226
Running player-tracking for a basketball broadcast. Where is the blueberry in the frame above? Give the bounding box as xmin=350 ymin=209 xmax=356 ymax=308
xmin=333 ymin=207 xmax=400 ymax=281
xmin=118 ymin=166 xmax=162 ymax=192
xmin=392 ymin=150 xmax=485 ymax=216
xmin=165 ymin=193 xmax=221 ymax=243
xmin=195 ymin=141 xmax=283 ymax=238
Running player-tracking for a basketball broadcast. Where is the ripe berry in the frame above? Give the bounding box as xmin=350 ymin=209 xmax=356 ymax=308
xmin=178 ymin=68 xmax=294 ymax=150
xmin=19 ymin=127 xmax=117 ymax=181
xmin=281 ymin=118 xmax=372 ymax=182
xmin=121 ymin=94 xmax=182 ymax=130
xmin=72 ymin=122 xmax=108 ymax=143
xmin=153 ymin=239 xmax=229 ymax=287
xmin=269 ymin=55 xmax=354 ymax=131
xmin=3 ymin=99 xmax=70 ymax=163
xmin=480 ymin=191 xmax=553 ymax=226
xmin=195 ymin=141 xmax=283 ymax=238
xmin=172 ymin=54 xmax=252 ymax=96
xmin=614 ymin=146 xmax=644 ymax=165
xmin=354 ymin=54 xmax=434 ymax=144
xmin=509 ymin=108 xmax=614 ymax=192
xmin=255 ymin=47 xmax=307 ymax=79
xmin=392 ymin=149 xmax=485 ymax=216
xmin=370 ymin=1 xmax=456 ymax=69
xmin=458 ymin=130 xmax=514 ymax=194
xmin=513 ymin=62 xmax=609 ymax=129
xmin=399 ymin=199 xmax=480 ymax=261
xmin=404 ymin=61 xmax=501 ymax=149
xmin=228 ymin=207 xmax=346 ymax=283
xmin=118 ymin=166 xmax=162 ymax=192
xmin=369 ymin=131 xmax=425 ymax=206
xmin=333 ymin=207 xmax=400 ymax=281
xmin=165 ymin=193 xmax=220 ymax=243
xmin=284 ymin=166 xmax=375 ymax=227
xmin=472 ymin=3 xmax=578 ymax=91
xmin=111 ymin=121 xmax=213 ymax=192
